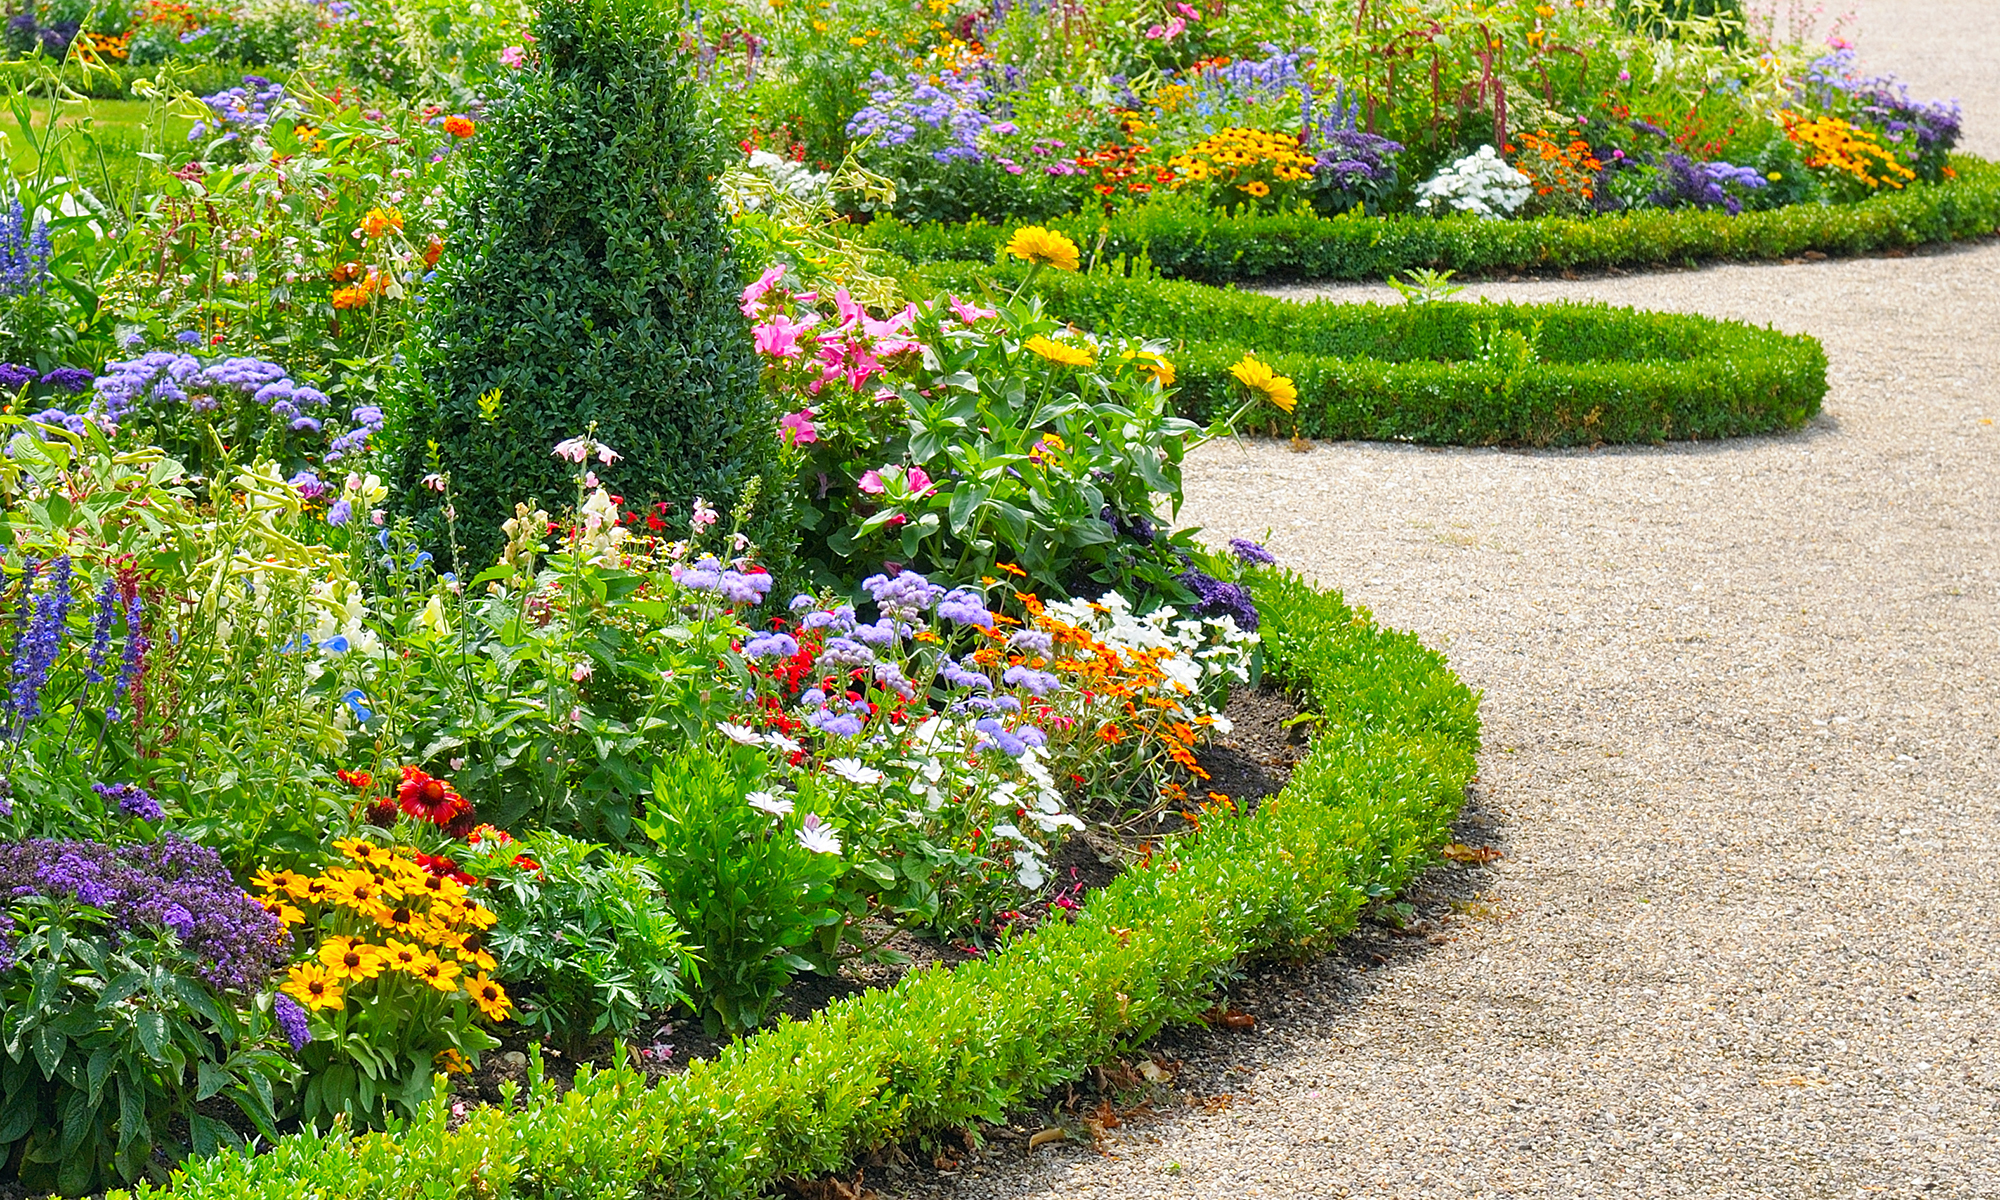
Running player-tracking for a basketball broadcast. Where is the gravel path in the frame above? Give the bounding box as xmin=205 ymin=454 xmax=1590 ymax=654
xmin=914 ymin=10 xmax=2000 ymax=1199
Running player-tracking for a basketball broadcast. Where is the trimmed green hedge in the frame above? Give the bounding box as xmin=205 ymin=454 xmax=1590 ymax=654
xmin=909 ymin=263 xmax=1829 ymax=444
xmin=864 ymin=154 xmax=2000 ymax=284
xmin=132 ymin=572 xmax=1479 ymax=1199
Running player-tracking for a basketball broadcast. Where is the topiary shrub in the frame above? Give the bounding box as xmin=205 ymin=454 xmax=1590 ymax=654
xmin=398 ymin=0 xmax=790 ymax=560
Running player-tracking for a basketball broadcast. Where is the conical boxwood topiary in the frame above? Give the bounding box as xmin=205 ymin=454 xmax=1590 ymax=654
xmin=398 ymin=0 xmax=790 ymax=561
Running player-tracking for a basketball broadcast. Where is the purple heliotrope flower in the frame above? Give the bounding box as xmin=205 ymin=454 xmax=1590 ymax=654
xmin=1228 ymin=538 xmax=1278 ymax=566
xmin=1177 ymin=568 xmax=1260 ymax=632
xmin=272 ymin=992 xmax=313 ymax=1051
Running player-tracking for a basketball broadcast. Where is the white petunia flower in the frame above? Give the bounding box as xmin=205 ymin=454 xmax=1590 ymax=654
xmin=747 ymin=791 xmax=794 ymax=816
xmin=827 ymin=757 xmax=885 ymax=785
xmin=717 ymin=722 xmax=765 ymax=746
xmin=797 ymin=813 xmax=843 ymax=855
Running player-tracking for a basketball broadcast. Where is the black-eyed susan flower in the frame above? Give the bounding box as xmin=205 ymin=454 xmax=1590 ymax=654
xmin=414 ymin=955 xmax=462 ymax=993
xmin=465 ymin=973 xmax=512 ymax=1022
xmin=1024 ymin=335 xmax=1095 ymax=368
xmin=318 ymin=936 xmax=388 ymax=983
xmin=282 ymin=963 xmax=346 ymax=1012
xmin=381 ymin=938 xmax=428 ymax=974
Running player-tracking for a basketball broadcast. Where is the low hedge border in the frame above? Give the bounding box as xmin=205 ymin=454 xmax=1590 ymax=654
xmin=909 ymin=262 xmax=1829 ymax=445
xmin=864 ymin=154 xmax=2000 ymax=284
xmin=134 ymin=571 xmax=1480 ymax=1199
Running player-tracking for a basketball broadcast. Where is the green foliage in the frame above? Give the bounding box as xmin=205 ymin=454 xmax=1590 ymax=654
xmin=906 ymin=260 xmax=1829 ymax=445
xmin=638 ymin=745 xmax=839 ymax=1037
xmin=0 ymin=898 xmax=291 ymax=1192
xmin=398 ymin=0 xmax=790 ymax=564
xmin=861 ymin=155 xmax=2000 ymax=284
xmin=133 ymin=569 xmax=1480 ymax=1198
xmin=475 ymin=832 xmax=694 ymax=1053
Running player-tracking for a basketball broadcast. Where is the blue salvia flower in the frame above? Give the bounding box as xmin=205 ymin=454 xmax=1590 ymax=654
xmin=0 ymin=201 xmax=51 ymax=299
xmin=85 ymin=577 xmax=118 ymax=684
xmin=8 ymin=555 xmax=71 ymax=730
xmin=107 ymin=588 xmax=147 ymax=724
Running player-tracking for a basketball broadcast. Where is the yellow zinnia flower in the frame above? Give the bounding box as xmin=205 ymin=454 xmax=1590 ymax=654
xmin=1004 ymin=225 xmax=1081 ymax=272
xmin=1229 ymin=353 xmax=1298 ymax=413
xmin=1121 ymin=349 xmax=1176 ymax=387
xmin=1024 ymin=335 xmax=1095 ymax=368
xmin=282 ymin=963 xmax=346 ymax=1012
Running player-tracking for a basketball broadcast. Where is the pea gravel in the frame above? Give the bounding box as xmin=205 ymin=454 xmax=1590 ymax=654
xmin=901 ymin=8 xmax=2000 ymax=1198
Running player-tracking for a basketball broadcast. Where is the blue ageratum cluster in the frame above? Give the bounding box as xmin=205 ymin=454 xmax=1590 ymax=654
xmin=0 ymin=835 xmax=286 ymax=993
xmin=31 ymin=350 xmax=384 ymax=462
xmin=0 ymin=202 xmax=52 ymax=300
xmin=848 ymin=69 xmax=1008 ymax=163
xmin=189 ymin=75 xmax=297 ymax=142
xmin=1803 ymin=48 xmax=1962 ymax=174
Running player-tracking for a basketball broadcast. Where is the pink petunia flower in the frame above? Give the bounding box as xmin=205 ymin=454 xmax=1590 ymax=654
xmin=779 ymin=409 xmax=818 ymax=446
xmin=739 ymin=265 xmax=788 ymax=318
xmin=857 ymin=470 xmax=886 ymax=495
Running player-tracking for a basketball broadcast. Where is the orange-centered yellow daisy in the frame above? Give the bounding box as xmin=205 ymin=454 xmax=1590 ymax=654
xmin=1004 ymin=225 xmax=1080 ymax=272
xmin=1229 ymin=353 xmax=1297 ymax=413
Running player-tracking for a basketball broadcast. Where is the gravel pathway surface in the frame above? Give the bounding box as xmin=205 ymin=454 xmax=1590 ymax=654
xmin=909 ymin=10 xmax=2000 ymax=1198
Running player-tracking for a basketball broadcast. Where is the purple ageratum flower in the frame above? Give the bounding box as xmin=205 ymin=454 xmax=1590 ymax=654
xmin=1228 ymin=537 xmax=1278 ymax=566
xmin=325 ymin=498 xmax=353 ymax=526
xmin=273 ymin=991 xmax=313 ymax=1051
xmin=801 ymin=605 xmax=857 ymax=632
xmin=1006 ymin=630 xmax=1054 ymax=658
xmin=936 ymin=589 xmax=994 ymax=629
xmin=1648 ymin=154 xmax=1764 ymax=215
xmin=716 ymin=569 xmax=774 ymax=606
xmin=863 ymin=570 xmax=946 ymax=622
xmin=1001 ymin=664 xmax=1060 ymax=696
xmin=816 ymin=636 xmax=876 ymax=673
xmin=972 ymin=717 xmax=1029 ymax=757
xmin=744 ymin=631 xmax=801 ymax=660
xmin=175 ymin=330 xmax=204 ymax=345
xmin=806 ymin=707 xmax=864 ymax=738
xmin=873 ymin=661 xmax=916 ymax=699
xmin=846 ymin=68 xmax=995 ymax=164
xmin=953 ymin=693 xmax=1022 ymax=716
xmin=939 ymin=656 xmax=992 ymax=691
xmin=0 ymin=835 xmax=287 ymax=992
xmin=850 ymin=617 xmax=903 ymax=648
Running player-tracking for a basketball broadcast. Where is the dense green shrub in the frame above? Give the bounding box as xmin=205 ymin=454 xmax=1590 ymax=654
xmin=396 ymin=0 xmax=790 ymax=559
xmin=138 ymin=569 xmax=1479 ymax=1199
xmin=905 ymin=263 xmax=1828 ymax=445
xmin=862 ymin=155 xmax=2000 ymax=284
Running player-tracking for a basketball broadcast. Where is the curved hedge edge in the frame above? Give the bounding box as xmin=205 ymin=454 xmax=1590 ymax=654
xmin=862 ymin=154 xmax=2000 ymax=285
xmin=133 ymin=571 xmax=1480 ymax=1200
xmin=905 ymin=261 xmax=1829 ymax=446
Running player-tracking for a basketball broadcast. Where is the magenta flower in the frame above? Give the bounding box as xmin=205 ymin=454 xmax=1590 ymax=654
xmin=739 ymin=265 xmax=787 ymax=318
xmin=754 ymin=312 xmax=815 ymax=359
xmin=499 ymin=45 xmax=525 ymax=67
xmin=949 ymin=296 xmax=997 ymax=325
xmin=779 ymin=409 xmax=818 ymax=446
xmin=857 ymin=469 xmax=885 ymax=495
xmin=906 ymin=466 xmax=936 ymax=497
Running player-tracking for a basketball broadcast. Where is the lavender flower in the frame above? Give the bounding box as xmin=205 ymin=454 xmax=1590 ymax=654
xmin=0 ymin=835 xmax=286 ymax=992
xmin=1177 ymin=568 xmax=1260 ymax=632
xmin=273 ymin=992 xmax=313 ymax=1051
xmin=1228 ymin=538 xmax=1278 ymax=566
xmin=93 ymin=781 xmax=163 ymax=822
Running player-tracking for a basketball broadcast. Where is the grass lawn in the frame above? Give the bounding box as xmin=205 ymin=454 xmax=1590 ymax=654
xmin=0 ymin=96 xmax=190 ymax=202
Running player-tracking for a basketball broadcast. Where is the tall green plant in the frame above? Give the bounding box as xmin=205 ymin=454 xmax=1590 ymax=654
xmin=397 ymin=0 xmax=790 ymax=560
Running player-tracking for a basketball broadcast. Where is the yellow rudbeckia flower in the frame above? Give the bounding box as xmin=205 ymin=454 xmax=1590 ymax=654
xmin=1230 ymin=353 xmax=1298 ymax=413
xmin=1004 ymin=225 xmax=1081 ymax=272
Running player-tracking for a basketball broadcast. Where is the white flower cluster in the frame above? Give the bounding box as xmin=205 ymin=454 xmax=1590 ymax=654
xmin=1040 ymin=591 xmax=1258 ymax=728
xmin=1414 ymin=145 xmax=1534 ymax=218
xmin=719 ymin=150 xmax=833 ymax=215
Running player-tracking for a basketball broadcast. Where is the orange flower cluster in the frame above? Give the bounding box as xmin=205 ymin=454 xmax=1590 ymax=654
xmin=329 ymin=262 xmax=387 ymax=310
xmin=74 ymin=30 xmax=132 ymax=61
xmin=1781 ymin=112 xmax=1915 ymax=190
xmin=254 ymin=839 xmax=510 ymax=1022
xmin=1506 ymin=129 xmax=1602 ymax=200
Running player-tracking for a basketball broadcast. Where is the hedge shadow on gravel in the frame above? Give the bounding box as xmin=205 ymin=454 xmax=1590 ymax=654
xmin=141 ymin=569 xmax=1479 ymax=1200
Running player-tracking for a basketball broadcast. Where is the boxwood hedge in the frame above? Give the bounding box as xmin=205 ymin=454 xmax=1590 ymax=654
xmin=133 ymin=570 xmax=1479 ymax=1200
xmin=909 ymin=262 xmax=1829 ymax=445
xmin=864 ymin=154 xmax=2000 ymax=284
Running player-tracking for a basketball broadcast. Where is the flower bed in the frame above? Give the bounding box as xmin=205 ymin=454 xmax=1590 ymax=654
xmin=908 ymin=261 xmax=1831 ymax=444
xmin=864 ymin=153 xmax=2000 ymax=285
xmin=140 ymin=567 xmax=1480 ymax=1199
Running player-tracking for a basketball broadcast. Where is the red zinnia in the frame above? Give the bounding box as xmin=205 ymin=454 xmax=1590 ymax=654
xmin=336 ymin=768 xmax=373 ymax=790
xmin=397 ymin=765 xmax=470 ymax=826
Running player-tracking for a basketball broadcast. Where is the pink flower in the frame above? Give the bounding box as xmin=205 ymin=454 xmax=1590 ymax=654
xmin=833 ymin=287 xmax=866 ymax=329
xmin=949 ymin=296 xmax=997 ymax=325
xmin=906 ymin=467 xmax=936 ymax=497
xmin=779 ymin=409 xmax=818 ymax=446
xmin=754 ymin=312 xmax=816 ymax=359
xmin=499 ymin=45 xmax=525 ymax=67
xmin=740 ymin=265 xmax=787 ymax=318
xmin=857 ymin=470 xmax=886 ymax=495
xmin=1145 ymin=22 xmax=1164 ymax=37
xmin=1175 ymin=2 xmax=1199 ymax=18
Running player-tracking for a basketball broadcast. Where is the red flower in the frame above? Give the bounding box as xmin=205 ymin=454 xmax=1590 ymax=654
xmin=336 ymin=769 xmax=373 ymax=790
xmin=397 ymin=765 xmax=471 ymax=826
xmin=416 ymin=852 xmax=477 ymax=885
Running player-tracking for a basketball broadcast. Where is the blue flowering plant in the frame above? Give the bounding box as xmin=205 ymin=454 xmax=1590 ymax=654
xmin=1799 ymin=46 xmax=1962 ymax=183
xmin=0 ymin=834 xmax=297 ymax=1193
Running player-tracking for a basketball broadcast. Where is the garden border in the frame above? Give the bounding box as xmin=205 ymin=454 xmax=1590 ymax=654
xmin=909 ymin=263 xmax=1829 ymax=445
xmin=863 ymin=154 xmax=2000 ymax=285
xmin=137 ymin=570 xmax=1480 ymax=1199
